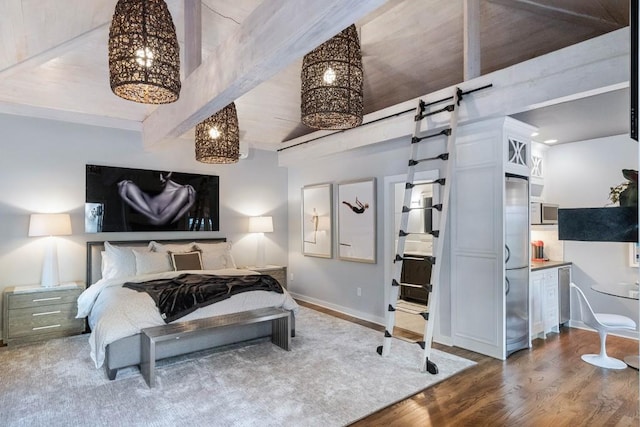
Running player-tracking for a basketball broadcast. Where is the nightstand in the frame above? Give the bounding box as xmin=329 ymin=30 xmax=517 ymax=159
xmin=2 ymin=282 xmax=85 ymax=345
xmin=245 ymin=265 xmax=287 ymax=289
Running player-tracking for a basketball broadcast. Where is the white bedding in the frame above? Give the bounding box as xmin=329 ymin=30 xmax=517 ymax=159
xmin=76 ymin=268 xmax=299 ymax=368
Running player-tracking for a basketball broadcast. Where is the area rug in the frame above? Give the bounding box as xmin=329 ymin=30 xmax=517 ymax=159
xmin=0 ymin=306 xmax=475 ymax=427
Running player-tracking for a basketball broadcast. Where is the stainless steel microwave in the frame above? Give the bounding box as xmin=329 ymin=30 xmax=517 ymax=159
xmin=531 ymin=202 xmax=559 ymax=224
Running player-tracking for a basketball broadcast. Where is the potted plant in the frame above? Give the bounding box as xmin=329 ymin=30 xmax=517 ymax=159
xmin=609 ymin=169 xmax=638 ymax=207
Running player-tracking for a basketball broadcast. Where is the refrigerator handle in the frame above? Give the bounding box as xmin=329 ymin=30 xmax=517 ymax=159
xmin=505 ymin=277 xmax=510 ymax=295
xmin=505 ymin=245 xmax=511 ymax=264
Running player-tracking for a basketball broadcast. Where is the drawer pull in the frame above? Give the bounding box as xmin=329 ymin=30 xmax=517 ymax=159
xmin=33 ymin=311 xmax=62 ymax=317
xmin=32 ymin=324 xmax=61 ymax=331
xmin=33 ymin=297 xmax=62 ymax=302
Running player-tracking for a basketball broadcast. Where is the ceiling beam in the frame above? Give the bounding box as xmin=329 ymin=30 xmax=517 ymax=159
xmin=183 ymin=0 xmax=202 ymax=77
xmin=355 ymin=0 xmax=405 ymax=27
xmin=142 ymin=0 xmax=388 ymax=149
xmin=0 ymin=23 xmax=108 ymax=79
xmin=487 ymin=0 xmax=622 ymax=32
xmin=463 ymin=0 xmax=481 ymax=81
xmin=0 ymin=100 xmax=142 ymax=132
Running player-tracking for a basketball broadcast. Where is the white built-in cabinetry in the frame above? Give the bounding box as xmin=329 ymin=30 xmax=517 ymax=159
xmin=530 ymin=141 xmax=549 ymax=201
xmin=530 ymin=265 xmax=571 ymax=341
xmin=450 ymin=117 xmax=536 ymax=360
xmin=530 ymin=269 xmax=559 ymax=339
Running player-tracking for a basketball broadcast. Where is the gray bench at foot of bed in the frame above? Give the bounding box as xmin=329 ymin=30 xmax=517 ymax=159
xmin=140 ymin=307 xmax=291 ymax=387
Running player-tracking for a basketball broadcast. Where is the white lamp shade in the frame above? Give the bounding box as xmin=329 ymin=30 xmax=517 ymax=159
xmin=249 ymin=216 xmax=273 ymax=233
xmin=29 ymin=213 xmax=72 ymax=237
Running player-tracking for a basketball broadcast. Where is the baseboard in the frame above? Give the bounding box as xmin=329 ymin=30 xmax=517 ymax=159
xmin=289 ymin=292 xmax=386 ymax=326
xmin=568 ymin=320 xmax=640 ymax=341
xmin=289 ymin=292 xmax=454 ymax=347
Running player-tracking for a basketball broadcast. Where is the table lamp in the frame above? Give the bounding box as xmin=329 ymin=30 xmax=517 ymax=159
xmin=249 ymin=216 xmax=273 ymax=268
xmin=28 ymin=213 xmax=72 ymax=287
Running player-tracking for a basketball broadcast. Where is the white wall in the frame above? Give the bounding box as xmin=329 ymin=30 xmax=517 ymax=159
xmin=287 ymin=140 xmax=405 ymax=323
xmin=0 ymin=113 xmax=288 ymax=340
xmin=286 ymin=125 xmax=639 ymax=344
xmin=544 ymin=134 xmax=639 ymax=332
xmin=286 ymin=136 xmax=452 ymax=341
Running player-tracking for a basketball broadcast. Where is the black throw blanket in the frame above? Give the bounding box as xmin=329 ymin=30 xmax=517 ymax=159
xmin=123 ymin=273 xmax=284 ymax=323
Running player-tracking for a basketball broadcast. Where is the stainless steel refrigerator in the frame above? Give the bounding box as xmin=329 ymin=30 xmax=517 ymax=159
xmin=505 ymin=175 xmax=530 ymax=356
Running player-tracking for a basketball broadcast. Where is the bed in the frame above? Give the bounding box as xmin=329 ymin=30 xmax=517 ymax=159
xmin=79 ymin=238 xmax=299 ymax=380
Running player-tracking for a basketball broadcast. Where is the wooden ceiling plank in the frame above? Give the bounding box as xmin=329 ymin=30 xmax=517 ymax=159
xmin=0 ymin=23 xmax=108 ymax=79
xmin=278 ymin=28 xmax=629 ymax=165
xmin=0 ymin=0 xmax=24 ymax=68
xmin=487 ymin=0 xmax=622 ymax=32
xmin=184 ymin=0 xmax=202 ymax=77
xmin=464 ymin=0 xmax=481 ymax=80
xmin=142 ymin=0 xmax=388 ymax=149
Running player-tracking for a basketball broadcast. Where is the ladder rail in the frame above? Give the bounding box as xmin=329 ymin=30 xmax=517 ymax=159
xmin=381 ymin=101 xmax=428 ymax=357
xmin=378 ymin=83 xmax=491 ymax=373
xmin=419 ymin=88 xmax=461 ymax=372
xmin=381 ymin=98 xmax=452 ymax=358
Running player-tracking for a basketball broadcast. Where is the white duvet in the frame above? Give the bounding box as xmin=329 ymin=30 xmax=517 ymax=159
xmin=76 ymin=268 xmax=299 ymax=368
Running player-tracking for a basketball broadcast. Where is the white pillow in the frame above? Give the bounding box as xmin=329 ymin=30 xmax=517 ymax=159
xmin=194 ymin=242 xmax=237 ymax=270
xmin=150 ymin=241 xmax=196 ymax=253
xmin=133 ymin=249 xmax=172 ymax=275
xmin=103 ymin=241 xmax=145 ymax=280
xmin=100 ymin=250 xmax=109 ymax=279
xmin=199 ymin=252 xmax=228 ymax=270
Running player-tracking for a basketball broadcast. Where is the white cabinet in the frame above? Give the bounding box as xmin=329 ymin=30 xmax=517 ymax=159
xmin=530 ymin=270 xmax=544 ymax=339
xmin=530 ymin=141 xmax=548 ymax=200
xmin=505 ymin=136 xmax=531 ymax=176
xmin=530 ymin=267 xmax=564 ymax=342
xmin=542 ymin=269 xmax=560 ymax=335
xmin=451 ymin=117 xmax=536 ymax=360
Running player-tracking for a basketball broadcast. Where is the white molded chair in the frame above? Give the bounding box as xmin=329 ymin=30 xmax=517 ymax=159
xmin=570 ymin=283 xmax=637 ymax=369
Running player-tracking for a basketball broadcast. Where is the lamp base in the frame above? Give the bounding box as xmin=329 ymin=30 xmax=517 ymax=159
xmin=41 ymin=237 xmax=60 ymax=287
xmin=255 ymin=233 xmax=267 ymax=268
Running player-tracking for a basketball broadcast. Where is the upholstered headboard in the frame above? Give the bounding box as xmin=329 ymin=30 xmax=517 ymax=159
xmin=86 ymin=238 xmax=227 ymax=286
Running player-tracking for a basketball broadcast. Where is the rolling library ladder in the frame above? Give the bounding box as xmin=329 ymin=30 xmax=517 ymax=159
xmin=377 ymin=84 xmax=491 ymax=373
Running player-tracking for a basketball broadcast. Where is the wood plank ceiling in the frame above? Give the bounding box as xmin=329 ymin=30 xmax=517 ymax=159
xmin=0 ymin=0 xmax=629 ymax=152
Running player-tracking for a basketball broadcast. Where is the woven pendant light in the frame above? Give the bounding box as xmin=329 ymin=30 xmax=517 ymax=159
xmin=195 ymin=103 xmax=240 ymax=164
xmin=108 ymin=0 xmax=181 ymax=104
xmin=301 ymin=24 xmax=363 ymax=130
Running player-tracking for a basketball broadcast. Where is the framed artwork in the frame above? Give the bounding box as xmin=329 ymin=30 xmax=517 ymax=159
xmin=302 ymin=183 xmax=333 ymax=258
xmin=337 ymin=178 xmax=376 ymax=263
xmin=85 ymin=164 xmax=219 ymax=232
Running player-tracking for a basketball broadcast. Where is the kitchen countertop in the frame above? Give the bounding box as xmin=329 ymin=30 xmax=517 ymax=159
xmin=531 ymin=260 xmax=572 ymax=271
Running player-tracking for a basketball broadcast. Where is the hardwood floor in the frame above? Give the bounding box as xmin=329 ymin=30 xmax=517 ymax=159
xmin=296 ymin=300 xmax=640 ymax=426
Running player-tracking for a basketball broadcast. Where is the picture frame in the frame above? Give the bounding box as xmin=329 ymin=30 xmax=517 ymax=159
xmin=337 ymin=178 xmax=376 ymax=263
xmin=302 ymin=183 xmax=333 ymax=258
xmin=629 ymin=243 xmax=639 ymax=267
xmin=85 ymin=164 xmax=219 ymax=232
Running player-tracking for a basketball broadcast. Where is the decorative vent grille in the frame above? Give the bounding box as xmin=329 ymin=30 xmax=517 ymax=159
xmin=508 ymin=138 xmax=527 ymax=167
xmin=531 ymin=155 xmax=543 ymax=177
